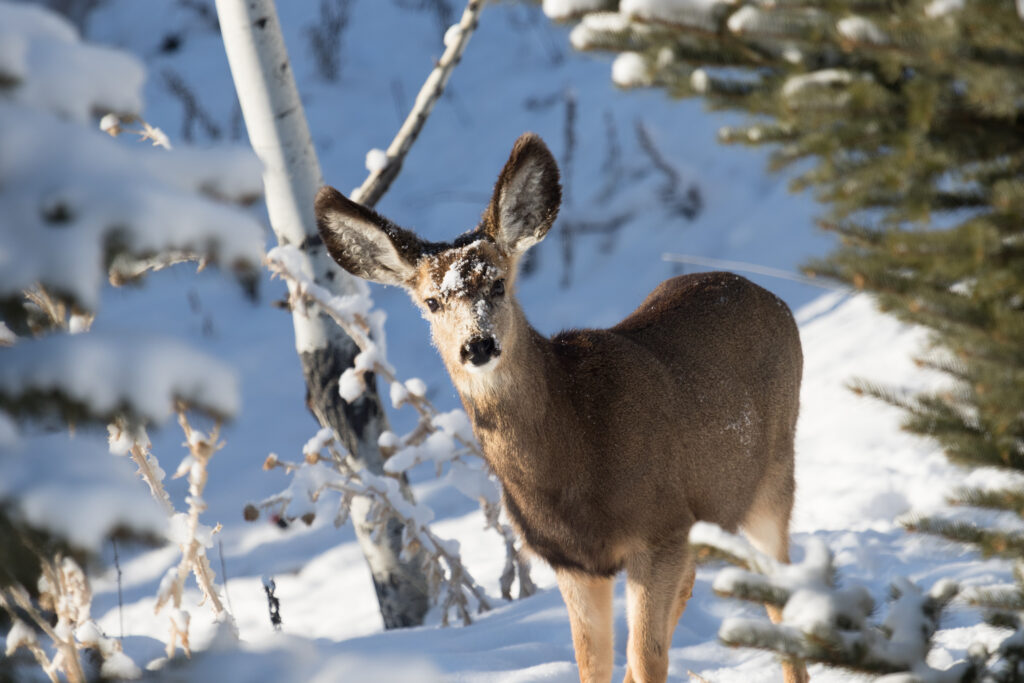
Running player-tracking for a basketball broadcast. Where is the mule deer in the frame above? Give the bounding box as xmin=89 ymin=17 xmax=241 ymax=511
xmin=315 ymin=133 xmax=806 ymax=683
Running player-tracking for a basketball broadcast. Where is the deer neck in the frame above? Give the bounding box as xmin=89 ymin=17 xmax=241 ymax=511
xmin=446 ymin=302 xmax=565 ymax=470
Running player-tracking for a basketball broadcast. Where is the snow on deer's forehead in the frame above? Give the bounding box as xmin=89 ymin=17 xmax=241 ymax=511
xmin=428 ymin=243 xmax=501 ymax=298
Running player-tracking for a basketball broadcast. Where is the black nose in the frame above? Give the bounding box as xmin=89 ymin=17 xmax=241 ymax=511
xmin=461 ymin=336 xmax=499 ymax=366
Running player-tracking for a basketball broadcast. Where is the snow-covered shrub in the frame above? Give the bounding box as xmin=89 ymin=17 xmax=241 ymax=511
xmin=1 ymin=555 xmax=141 ymax=682
xmin=689 ymin=523 xmax=976 ymax=681
xmin=0 ymin=0 xmax=262 ymax=674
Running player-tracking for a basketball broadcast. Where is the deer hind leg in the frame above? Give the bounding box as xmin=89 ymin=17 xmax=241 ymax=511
xmin=556 ymin=570 xmax=615 ymax=683
xmin=623 ymin=544 xmax=690 ymax=683
xmin=741 ymin=470 xmax=810 ymax=683
xmin=669 ymin=556 xmax=696 ymax=632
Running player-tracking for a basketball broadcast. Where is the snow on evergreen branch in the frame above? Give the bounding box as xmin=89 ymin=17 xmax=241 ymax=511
xmin=0 ymin=1 xmax=265 ymax=317
xmin=0 ymin=332 xmax=239 ymax=424
xmin=691 ymin=523 xmax=969 ymax=680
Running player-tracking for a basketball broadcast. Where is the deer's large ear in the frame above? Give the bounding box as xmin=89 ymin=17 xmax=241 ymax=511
xmin=315 ymin=186 xmax=423 ymax=286
xmin=483 ymin=133 xmax=561 ymax=255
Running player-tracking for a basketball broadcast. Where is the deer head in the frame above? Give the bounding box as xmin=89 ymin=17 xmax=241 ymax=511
xmin=315 ymin=133 xmax=561 ymax=382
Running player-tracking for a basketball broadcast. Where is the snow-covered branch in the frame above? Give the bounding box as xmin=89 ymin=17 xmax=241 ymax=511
xmin=109 ymin=409 xmax=235 ymax=660
xmin=691 ymin=523 xmax=968 ymax=681
xmin=0 ymin=555 xmax=141 ymax=681
xmin=254 ymin=430 xmax=492 ymax=626
xmin=350 ymin=0 xmax=484 ymax=208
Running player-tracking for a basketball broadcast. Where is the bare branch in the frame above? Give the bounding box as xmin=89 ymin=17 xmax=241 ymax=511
xmin=351 ymin=0 xmax=483 ymax=208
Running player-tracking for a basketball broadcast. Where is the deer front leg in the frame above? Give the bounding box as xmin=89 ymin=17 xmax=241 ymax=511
xmin=557 ymin=570 xmax=615 ymax=683
xmin=623 ymin=545 xmax=690 ymax=683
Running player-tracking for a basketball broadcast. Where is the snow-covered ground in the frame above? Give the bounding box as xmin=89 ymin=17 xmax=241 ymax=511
xmin=4 ymin=0 xmax=1015 ymax=680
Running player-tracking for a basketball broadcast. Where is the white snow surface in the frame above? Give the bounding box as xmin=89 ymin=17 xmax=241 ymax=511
xmin=1 ymin=1 xmax=1010 ymax=681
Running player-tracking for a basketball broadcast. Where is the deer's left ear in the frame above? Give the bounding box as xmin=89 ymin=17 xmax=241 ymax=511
xmin=315 ymin=186 xmax=424 ymax=287
xmin=483 ymin=133 xmax=561 ymax=256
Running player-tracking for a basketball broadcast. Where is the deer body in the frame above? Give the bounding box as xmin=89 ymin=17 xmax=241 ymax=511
xmin=316 ymin=134 xmax=806 ymax=683
xmin=457 ymin=272 xmax=801 ymax=581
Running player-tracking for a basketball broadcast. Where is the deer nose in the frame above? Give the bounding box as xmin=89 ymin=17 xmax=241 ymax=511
xmin=461 ymin=336 xmax=499 ymax=366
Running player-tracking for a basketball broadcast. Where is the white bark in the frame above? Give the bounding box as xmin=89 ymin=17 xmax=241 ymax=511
xmin=216 ymin=0 xmax=429 ymax=627
xmin=216 ymin=0 xmax=343 ymax=354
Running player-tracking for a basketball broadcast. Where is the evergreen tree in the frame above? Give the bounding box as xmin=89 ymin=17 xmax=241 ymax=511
xmin=0 ymin=0 xmax=262 ymax=620
xmin=550 ymin=0 xmax=1024 ymax=676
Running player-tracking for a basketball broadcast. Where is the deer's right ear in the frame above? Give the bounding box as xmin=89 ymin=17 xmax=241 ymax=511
xmin=315 ymin=186 xmax=422 ymax=287
xmin=483 ymin=133 xmax=561 ymax=256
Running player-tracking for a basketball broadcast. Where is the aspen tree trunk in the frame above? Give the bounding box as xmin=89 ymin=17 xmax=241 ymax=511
xmin=215 ymin=0 xmax=428 ymax=628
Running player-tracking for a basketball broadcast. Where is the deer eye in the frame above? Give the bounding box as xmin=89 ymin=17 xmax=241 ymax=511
xmin=492 ymin=279 xmax=505 ymax=297
xmin=425 ymin=298 xmax=440 ymax=313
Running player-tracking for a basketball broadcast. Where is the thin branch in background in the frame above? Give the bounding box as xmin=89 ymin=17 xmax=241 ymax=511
xmin=218 ymin=539 xmax=234 ymax=614
xmin=562 ymin=88 xmax=577 ymax=206
xmin=262 ymin=576 xmax=282 ymax=631
xmin=595 ymin=109 xmax=623 ymax=206
xmin=635 ymin=120 xmax=702 ymax=220
xmin=351 ymin=0 xmax=484 ymax=208
xmin=559 ymin=213 xmax=632 ymax=288
xmin=306 ymin=0 xmax=353 ymax=82
xmin=162 ymin=69 xmax=222 ymax=142
xmin=112 ymin=537 xmax=125 ymax=642
xmin=661 ymin=253 xmax=847 ymax=290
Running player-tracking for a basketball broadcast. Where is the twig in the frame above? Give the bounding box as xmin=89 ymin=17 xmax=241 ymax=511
xmin=170 ymin=408 xmax=228 ymax=617
xmin=108 ymin=250 xmax=208 ymax=286
xmin=162 ymin=69 xmax=221 ymax=142
xmin=112 ymin=537 xmax=125 ymax=641
xmin=126 ymin=438 xmax=175 ymax=517
xmin=351 ymin=0 xmax=483 ymax=208
xmin=115 ymin=411 xmax=233 ymax=659
xmin=662 ymin=253 xmax=847 ymax=290
xmin=219 ymin=539 xmax=234 ymax=614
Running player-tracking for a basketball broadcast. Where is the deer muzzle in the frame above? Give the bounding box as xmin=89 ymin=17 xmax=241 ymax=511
xmin=461 ymin=336 xmax=500 ymax=368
